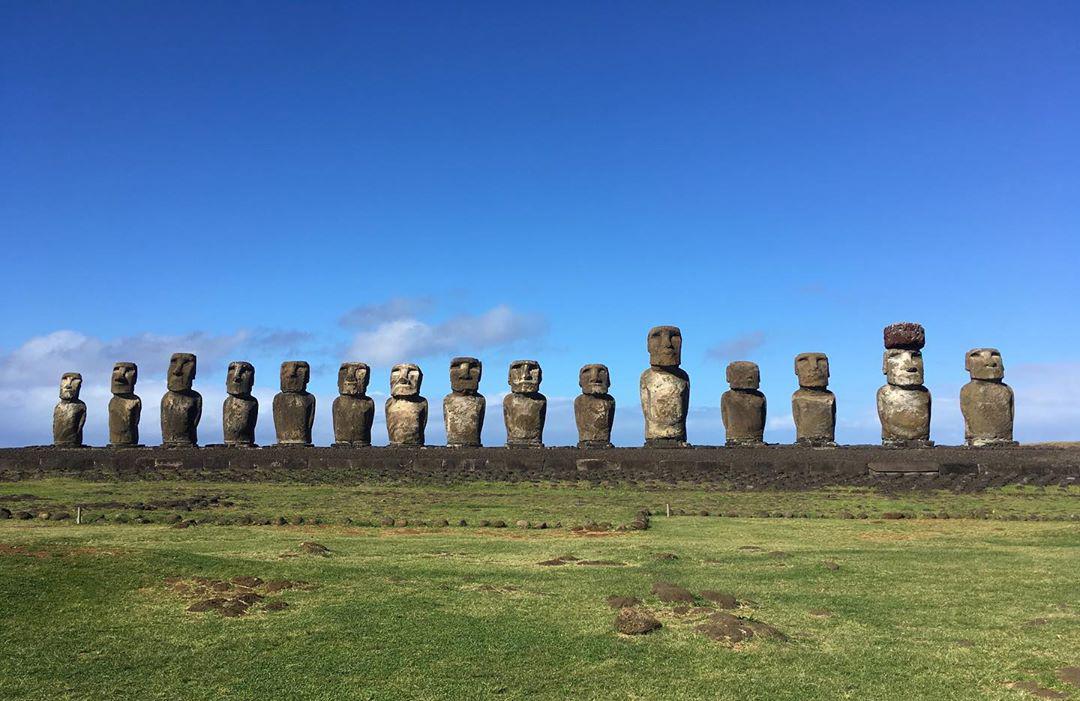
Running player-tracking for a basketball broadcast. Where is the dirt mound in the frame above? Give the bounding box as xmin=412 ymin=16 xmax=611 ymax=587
xmin=654 ymin=552 xmax=678 ymax=561
xmin=606 ymin=595 xmax=641 ymax=609
xmin=0 ymin=544 xmax=50 ymax=559
xmin=651 ymin=582 xmax=694 ymax=604
xmin=822 ymin=561 xmax=840 ymax=571
xmin=578 ymin=559 xmax=625 ymax=566
xmin=537 ymin=555 xmax=579 ymax=566
xmin=695 ymin=612 xmax=787 ymax=645
xmin=614 ymin=608 xmax=661 ymax=635
xmin=299 ymin=541 xmax=330 ymax=555
xmin=1058 ymin=668 xmax=1080 ymax=688
xmin=168 ymin=575 xmax=302 ymax=617
xmin=1006 ymin=681 xmax=1066 ymax=699
xmin=700 ymin=591 xmax=738 ymax=608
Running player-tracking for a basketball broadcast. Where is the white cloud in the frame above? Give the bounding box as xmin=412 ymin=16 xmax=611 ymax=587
xmin=705 ymin=331 xmax=766 ymax=363
xmin=0 ymin=328 xmax=308 ymax=446
xmin=339 ymin=297 xmax=434 ymax=329
xmin=347 ymin=304 xmax=547 ymax=366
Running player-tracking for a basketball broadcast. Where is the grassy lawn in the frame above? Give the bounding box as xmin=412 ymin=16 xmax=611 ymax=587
xmin=1 ymin=481 xmax=1078 ymax=700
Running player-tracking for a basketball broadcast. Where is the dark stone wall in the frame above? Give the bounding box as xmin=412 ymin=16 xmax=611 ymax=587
xmin=1 ymin=445 xmax=1078 ymax=485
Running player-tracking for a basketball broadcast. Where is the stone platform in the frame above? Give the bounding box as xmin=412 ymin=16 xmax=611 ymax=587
xmin=1 ymin=445 xmax=1078 ymax=486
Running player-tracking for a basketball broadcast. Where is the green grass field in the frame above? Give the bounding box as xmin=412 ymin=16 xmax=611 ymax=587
xmin=1 ymin=480 xmax=1078 ymax=700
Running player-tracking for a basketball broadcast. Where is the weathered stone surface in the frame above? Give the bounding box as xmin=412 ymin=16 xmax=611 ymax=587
xmin=792 ymin=353 xmax=835 ymax=445
xmin=3 ymin=445 xmax=1075 ymax=486
xmin=640 ymin=326 xmax=689 ymax=447
xmin=386 ymin=363 xmax=427 ymax=446
xmin=108 ymin=362 xmax=141 ymax=447
xmin=333 ymin=362 xmax=374 ymax=447
xmin=504 ymin=360 xmax=546 ymax=447
xmin=161 ymin=353 xmax=201 ymax=447
xmin=878 ymin=327 xmax=931 ymax=446
xmin=443 ymin=357 xmax=485 ymax=447
xmin=273 ymin=361 xmax=315 ymax=446
xmin=575 ymin=364 xmax=614 ymax=448
xmin=53 ymin=372 xmax=85 ymax=446
xmin=961 ymin=348 xmax=1016 ymax=446
xmin=884 ymin=322 xmax=925 ymax=350
xmin=223 ymin=361 xmax=257 ymax=447
xmin=722 ymin=361 xmax=765 ymax=446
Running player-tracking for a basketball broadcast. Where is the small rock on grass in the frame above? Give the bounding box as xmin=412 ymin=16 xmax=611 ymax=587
xmin=299 ymin=542 xmax=329 ymax=555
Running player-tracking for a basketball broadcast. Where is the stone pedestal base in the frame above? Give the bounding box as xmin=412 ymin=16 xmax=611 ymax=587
xmin=578 ymin=440 xmax=613 ymax=449
xmin=796 ymin=438 xmax=836 ymax=448
xmin=726 ymin=439 xmax=766 ymax=447
xmin=966 ymin=439 xmax=1019 ymax=448
xmin=162 ymin=441 xmax=197 ymax=449
xmin=507 ymin=439 xmax=543 ymax=448
xmin=332 ymin=441 xmax=371 ymax=448
xmin=107 ymin=443 xmax=145 ymax=449
xmin=644 ymin=438 xmax=689 ymax=448
xmin=446 ymin=441 xmax=482 ymax=448
xmin=882 ymin=439 xmax=934 ymax=448
xmin=275 ymin=442 xmax=312 ymax=448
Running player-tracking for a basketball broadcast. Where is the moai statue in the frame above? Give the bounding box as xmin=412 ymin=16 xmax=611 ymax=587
xmin=961 ymin=348 xmax=1016 ymax=447
xmin=52 ymin=372 xmax=86 ymax=447
xmin=639 ymin=326 xmax=690 ymax=447
xmin=504 ymin=360 xmax=546 ymax=447
xmin=386 ymin=363 xmax=427 ymax=446
xmin=575 ymin=364 xmax=615 ymax=449
xmin=722 ymin=361 xmax=766 ymax=446
xmin=161 ymin=353 xmax=201 ymax=447
xmin=223 ymin=361 xmax=258 ymax=446
xmin=108 ymin=362 xmax=141 ymax=447
xmin=443 ymin=357 xmax=485 ymax=447
xmin=877 ymin=322 xmax=932 ymax=447
xmin=333 ymin=362 xmax=374 ymax=447
xmin=792 ymin=353 xmax=835 ymax=446
xmin=273 ymin=361 xmax=315 ymax=446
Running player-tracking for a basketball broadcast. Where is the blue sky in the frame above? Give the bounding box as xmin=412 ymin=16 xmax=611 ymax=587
xmin=2 ymin=1 xmax=1078 ymax=447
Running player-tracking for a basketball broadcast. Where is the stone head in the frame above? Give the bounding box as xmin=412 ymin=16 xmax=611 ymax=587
xmin=883 ymin=348 xmax=924 ymax=387
xmin=508 ymin=360 xmax=542 ymax=394
xmin=794 ymin=353 xmax=829 ymax=388
xmin=647 ymin=326 xmax=682 ymax=367
xmin=338 ymin=362 xmax=370 ymax=396
xmin=167 ymin=353 xmax=197 ymax=392
xmin=883 ymin=322 xmax=925 ymax=351
xmin=726 ymin=361 xmax=760 ymax=390
xmin=966 ymin=348 xmax=1004 ymax=381
xmin=59 ymin=372 xmax=82 ymax=400
xmin=111 ymin=362 xmax=138 ymax=395
xmin=449 ymin=357 xmax=482 ymax=394
xmin=279 ymin=361 xmax=310 ymax=393
xmin=390 ymin=363 xmax=423 ymax=397
xmin=226 ymin=361 xmax=255 ymax=396
xmin=578 ymin=364 xmax=610 ymax=395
